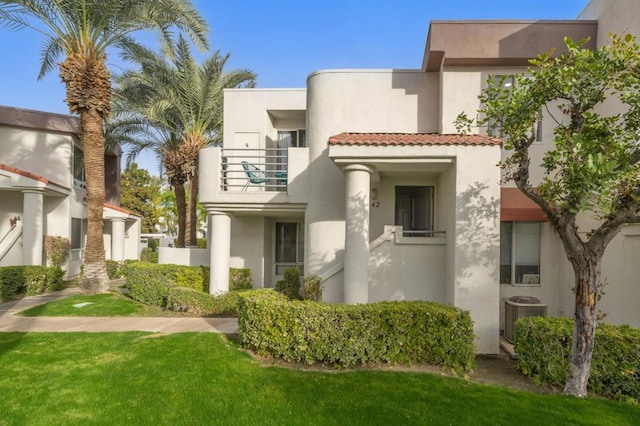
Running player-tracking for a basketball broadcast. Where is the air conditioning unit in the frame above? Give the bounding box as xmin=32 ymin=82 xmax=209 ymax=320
xmin=503 ymin=296 xmax=547 ymax=343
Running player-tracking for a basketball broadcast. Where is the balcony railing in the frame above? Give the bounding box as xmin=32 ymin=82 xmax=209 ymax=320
xmin=220 ymin=148 xmax=288 ymax=192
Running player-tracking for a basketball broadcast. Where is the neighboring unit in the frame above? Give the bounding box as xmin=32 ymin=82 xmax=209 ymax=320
xmin=0 ymin=105 xmax=141 ymax=276
xmin=197 ymin=0 xmax=640 ymax=353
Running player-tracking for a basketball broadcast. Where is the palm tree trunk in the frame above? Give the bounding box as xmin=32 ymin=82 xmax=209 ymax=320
xmin=186 ymin=173 xmax=198 ymax=246
xmin=174 ymin=182 xmax=187 ymax=248
xmin=79 ymin=108 xmax=109 ymax=294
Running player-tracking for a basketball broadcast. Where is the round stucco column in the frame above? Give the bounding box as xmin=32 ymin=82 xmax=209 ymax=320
xmin=22 ymin=189 xmax=44 ymax=266
xmin=343 ymin=164 xmax=373 ymax=304
xmin=111 ymin=219 xmax=126 ymax=261
xmin=209 ymin=211 xmax=231 ymax=294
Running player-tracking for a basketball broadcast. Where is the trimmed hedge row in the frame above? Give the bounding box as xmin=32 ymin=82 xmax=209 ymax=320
xmin=238 ymin=289 xmax=475 ymax=371
xmin=123 ymin=262 xmax=209 ymax=306
xmin=123 ymin=262 xmax=253 ymax=308
xmin=166 ymin=286 xmax=244 ymax=316
xmin=0 ymin=266 xmax=64 ymax=301
xmin=515 ymin=316 xmax=640 ymax=402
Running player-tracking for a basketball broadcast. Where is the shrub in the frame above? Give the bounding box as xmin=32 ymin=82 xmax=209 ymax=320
xmin=275 ymin=267 xmax=300 ymax=300
xmin=106 ymin=260 xmax=123 ymax=280
xmin=515 ymin=316 xmax=640 ymax=402
xmin=43 ymin=236 xmax=70 ymax=268
xmin=196 ymin=238 xmax=207 ymax=249
xmin=0 ymin=266 xmax=64 ymax=301
xmin=140 ymin=247 xmax=158 ymax=263
xmin=147 ymin=238 xmax=159 ymax=252
xmin=166 ymin=286 xmax=243 ymax=316
xmin=302 ymin=274 xmax=323 ymax=301
xmin=123 ymin=262 xmax=209 ymax=306
xmin=229 ymin=268 xmax=252 ymax=291
xmin=238 ymin=289 xmax=475 ymax=371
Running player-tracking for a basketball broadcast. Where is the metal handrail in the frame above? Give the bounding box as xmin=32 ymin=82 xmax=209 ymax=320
xmin=220 ymin=148 xmax=289 ymax=192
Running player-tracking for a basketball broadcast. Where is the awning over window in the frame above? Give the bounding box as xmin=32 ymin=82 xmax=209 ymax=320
xmin=501 ymin=188 xmax=547 ymax=222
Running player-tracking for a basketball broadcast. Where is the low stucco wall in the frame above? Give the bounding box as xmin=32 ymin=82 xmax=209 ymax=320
xmin=369 ymin=231 xmax=446 ymax=303
xmin=158 ymin=247 xmax=209 ymax=267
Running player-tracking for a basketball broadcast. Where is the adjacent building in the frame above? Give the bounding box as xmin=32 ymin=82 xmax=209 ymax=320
xmin=0 ymin=106 xmax=141 ymax=276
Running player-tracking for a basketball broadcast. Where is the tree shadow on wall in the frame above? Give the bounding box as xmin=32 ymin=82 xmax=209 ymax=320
xmin=455 ymin=182 xmax=500 ymax=282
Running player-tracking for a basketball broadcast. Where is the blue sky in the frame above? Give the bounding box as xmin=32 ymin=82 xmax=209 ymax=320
xmin=0 ymin=0 xmax=588 ymax=174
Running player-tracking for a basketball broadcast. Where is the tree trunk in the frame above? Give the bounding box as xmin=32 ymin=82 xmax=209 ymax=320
xmin=563 ymin=256 xmax=601 ymax=397
xmin=174 ymin=182 xmax=187 ymax=248
xmin=186 ymin=173 xmax=198 ymax=247
xmin=79 ymin=108 xmax=109 ymax=294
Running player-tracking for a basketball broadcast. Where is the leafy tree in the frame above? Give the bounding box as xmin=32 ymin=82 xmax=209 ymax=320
xmin=0 ymin=0 xmax=208 ymax=293
xmin=457 ymin=35 xmax=640 ymax=397
xmin=120 ymin=163 xmax=161 ymax=233
xmin=115 ymin=37 xmax=256 ymax=246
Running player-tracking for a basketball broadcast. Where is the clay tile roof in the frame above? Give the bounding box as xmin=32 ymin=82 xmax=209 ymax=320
xmin=0 ymin=163 xmax=49 ymax=184
xmin=0 ymin=162 xmax=70 ymax=190
xmin=103 ymin=203 xmax=139 ymax=216
xmin=328 ymin=132 xmax=502 ymax=146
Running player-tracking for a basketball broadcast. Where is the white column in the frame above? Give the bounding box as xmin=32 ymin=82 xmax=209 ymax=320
xmin=111 ymin=219 xmax=126 ymax=261
xmin=209 ymin=211 xmax=231 ymax=294
xmin=343 ymin=164 xmax=372 ymax=304
xmin=22 ymin=189 xmax=44 ymax=266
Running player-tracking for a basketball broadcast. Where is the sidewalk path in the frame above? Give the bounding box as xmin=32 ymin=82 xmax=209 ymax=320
xmin=0 ymin=287 xmax=238 ymax=334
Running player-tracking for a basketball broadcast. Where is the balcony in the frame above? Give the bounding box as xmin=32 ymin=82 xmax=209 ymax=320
xmin=199 ymin=146 xmax=309 ymax=210
xmin=220 ymin=148 xmax=288 ymax=192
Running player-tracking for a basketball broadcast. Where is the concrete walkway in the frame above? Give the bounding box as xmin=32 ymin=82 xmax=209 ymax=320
xmin=0 ymin=287 xmax=238 ymax=334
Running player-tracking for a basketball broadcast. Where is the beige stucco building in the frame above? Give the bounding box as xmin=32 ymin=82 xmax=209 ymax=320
xmin=198 ymin=0 xmax=640 ymax=353
xmin=0 ymin=106 xmax=141 ymax=276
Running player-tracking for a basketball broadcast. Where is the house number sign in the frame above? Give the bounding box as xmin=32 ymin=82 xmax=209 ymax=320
xmin=370 ymin=201 xmax=381 ymax=208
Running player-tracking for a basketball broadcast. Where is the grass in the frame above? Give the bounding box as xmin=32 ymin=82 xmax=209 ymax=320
xmin=18 ymin=293 xmax=169 ymax=317
xmin=0 ymin=332 xmax=637 ymax=425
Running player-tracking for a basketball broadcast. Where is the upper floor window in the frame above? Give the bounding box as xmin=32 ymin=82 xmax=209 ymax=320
xmin=277 ymin=130 xmax=306 ymax=148
xmin=488 ymin=75 xmax=542 ymax=142
xmin=73 ymin=144 xmax=85 ymax=188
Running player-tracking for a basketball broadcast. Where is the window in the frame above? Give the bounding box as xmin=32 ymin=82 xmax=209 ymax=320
xmin=500 ymin=221 xmax=541 ymax=284
xmin=71 ymin=217 xmax=87 ymax=250
xmin=395 ymin=186 xmax=434 ymax=237
xmin=73 ymin=144 xmax=85 ymax=188
xmin=488 ymin=75 xmax=542 ymax=142
xmin=276 ymin=130 xmax=306 ymax=173
xmin=275 ymin=222 xmax=304 ymax=275
xmin=277 ymin=130 xmax=306 ymax=148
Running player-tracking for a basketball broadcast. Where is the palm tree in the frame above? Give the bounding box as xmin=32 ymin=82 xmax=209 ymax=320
xmin=104 ymin=116 xmax=189 ymax=247
xmin=115 ymin=37 xmax=256 ymax=246
xmin=0 ymin=1 xmax=208 ymax=293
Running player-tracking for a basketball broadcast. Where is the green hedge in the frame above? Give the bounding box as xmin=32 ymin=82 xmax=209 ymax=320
xmin=166 ymin=286 xmax=244 ymax=316
xmin=123 ymin=263 xmax=253 ymax=308
xmin=238 ymin=289 xmax=475 ymax=371
xmin=229 ymin=268 xmax=252 ymax=291
xmin=0 ymin=266 xmax=64 ymax=301
xmin=123 ymin=262 xmax=209 ymax=306
xmin=515 ymin=316 xmax=640 ymax=402
xmin=106 ymin=260 xmax=122 ymax=280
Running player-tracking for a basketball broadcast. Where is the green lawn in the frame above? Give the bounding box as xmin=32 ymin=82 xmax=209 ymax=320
xmin=18 ymin=293 xmax=169 ymax=317
xmin=0 ymin=333 xmax=637 ymax=425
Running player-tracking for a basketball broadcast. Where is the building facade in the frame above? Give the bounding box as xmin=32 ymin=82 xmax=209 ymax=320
xmin=198 ymin=0 xmax=640 ymax=353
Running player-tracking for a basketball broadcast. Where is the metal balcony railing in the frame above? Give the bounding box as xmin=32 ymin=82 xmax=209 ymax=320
xmin=220 ymin=148 xmax=288 ymax=192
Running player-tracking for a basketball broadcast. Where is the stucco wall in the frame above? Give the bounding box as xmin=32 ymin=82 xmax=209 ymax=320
xmin=305 ymin=69 xmax=439 ymax=286
xmin=0 ymin=126 xmax=74 ymax=186
xmin=229 ymin=216 xmax=266 ymax=286
xmin=369 ymin=231 xmax=446 ymax=303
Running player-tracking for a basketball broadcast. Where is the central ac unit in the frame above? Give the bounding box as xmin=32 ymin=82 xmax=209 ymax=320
xmin=503 ymin=296 xmax=547 ymax=343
